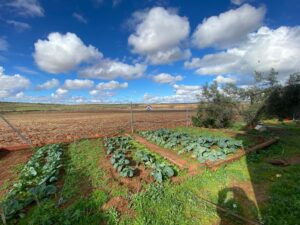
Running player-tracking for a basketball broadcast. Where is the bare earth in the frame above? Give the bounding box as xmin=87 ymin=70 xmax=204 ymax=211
xmin=0 ymin=149 xmax=33 ymax=197
xmin=133 ymin=134 xmax=201 ymax=174
xmin=0 ymin=110 xmax=193 ymax=147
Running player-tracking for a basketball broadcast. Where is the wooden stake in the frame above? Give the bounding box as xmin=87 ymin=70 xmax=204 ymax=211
xmin=130 ymin=102 xmax=134 ymax=133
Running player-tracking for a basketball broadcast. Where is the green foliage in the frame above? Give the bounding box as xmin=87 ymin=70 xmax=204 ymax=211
xmin=193 ymin=81 xmax=237 ymax=128
xmin=119 ymin=167 xmax=134 ymax=177
xmin=135 ymin=150 xmax=175 ymax=182
xmin=17 ymin=200 xmax=61 ymax=225
xmin=194 ymin=103 xmax=236 ymax=128
xmin=1 ymin=144 xmax=63 ymax=220
xmin=104 ymin=137 xmax=135 ymax=177
xmin=104 ymin=136 xmax=132 ymax=154
xmin=18 ymin=193 xmax=108 ymax=225
xmin=151 ymin=163 xmax=175 ymax=183
xmin=13 ymin=123 xmax=300 ymax=225
xmin=139 ymin=129 xmax=242 ymax=163
xmin=261 ymin=167 xmax=300 ymax=225
xmin=105 ymin=136 xmax=177 ymax=182
xmin=135 ymin=150 xmax=156 ymax=166
xmin=241 ymin=105 xmax=260 ymax=125
xmin=191 ymin=116 xmax=202 ymax=127
xmin=264 ymin=82 xmax=300 ymax=120
xmin=18 ymin=139 xmax=125 ymax=225
xmin=241 ymin=72 xmax=300 ymax=125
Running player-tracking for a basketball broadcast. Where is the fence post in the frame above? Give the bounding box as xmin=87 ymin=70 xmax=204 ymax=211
xmin=130 ymin=102 xmax=134 ymax=133
xmin=185 ymin=108 xmax=189 ymax=127
xmin=0 ymin=113 xmax=33 ymax=147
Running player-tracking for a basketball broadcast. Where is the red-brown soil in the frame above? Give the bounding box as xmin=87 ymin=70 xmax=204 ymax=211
xmin=0 ymin=149 xmax=33 ymax=197
xmin=99 ymin=146 xmax=154 ymax=194
xmin=98 ymin=145 xmax=154 ymax=215
xmin=102 ymin=196 xmax=130 ymax=214
xmin=133 ymin=134 xmax=202 ymax=174
xmin=0 ymin=111 xmax=191 ymax=147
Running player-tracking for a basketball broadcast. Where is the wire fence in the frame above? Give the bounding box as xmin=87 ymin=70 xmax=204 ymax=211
xmin=0 ymin=107 xmax=197 ymax=147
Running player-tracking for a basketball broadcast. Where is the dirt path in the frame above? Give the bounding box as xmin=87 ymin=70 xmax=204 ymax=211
xmin=133 ymin=134 xmax=201 ymax=174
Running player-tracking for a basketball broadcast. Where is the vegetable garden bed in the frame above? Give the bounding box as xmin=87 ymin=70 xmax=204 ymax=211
xmin=103 ymin=136 xmax=177 ymax=183
xmin=0 ymin=144 xmax=63 ymax=223
xmin=139 ymin=129 xmax=244 ymax=164
xmin=137 ymin=129 xmax=280 ymax=172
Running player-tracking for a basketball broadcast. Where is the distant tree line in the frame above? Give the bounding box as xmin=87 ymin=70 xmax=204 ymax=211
xmin=192 ymin=69 xmax=300 ymax=128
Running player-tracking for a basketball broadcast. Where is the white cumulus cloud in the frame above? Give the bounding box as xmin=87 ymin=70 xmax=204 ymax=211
xmin=152 ymin=73 xmax=183 ymax=84
xmin=36 ymin=78 xmax=59 ymax=90
xmin=95 ymin=80 xmax=128 ymax=91
xmin=144 ymin=84 xmax=202 ymax=103
xmin=15 ymin=92 xmax=25 ymax=98
xmin=51 ymin=88 xmax=68 ymax=98
xmin=214 ymin=75 xmax=236 ymax=84
xmin=186 ymin=26 xmax=300 ymax=83
xmin=34 ymin=32 xmax=102 ymax=74
xmin=192 ymin=4 xmax=265 ymax=49
xmin=128 ymin=7 xmax=190 ymax=64
xmin=146 ymin=48 xmax=191 ymax=65
xmin=79 ymin=59 xmax=146 ymax=80
xmin=0 ymin=66 xmax=30 ymax=98
xmin=63 ymin=79 xmax=94 ymax=90
xmin=90 ymin=80 xmax=128 ymax=96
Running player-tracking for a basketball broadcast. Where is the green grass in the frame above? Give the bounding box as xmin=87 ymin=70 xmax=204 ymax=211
xmin=0 ymin=101 xmax=197 ymax=113
xmin=129 ymin=139 xmax=257 ymax=224
xmin=16 ymin=139 xmax=131 ymax=225
xmin=131 ymin=141 xmax=181 ymax=173
xmin=0 ymin=161 xmax=26 ymax=202
xmin=0 ymin=102 xmax=135 ymax=112
xmin=131 ymin=160 xmax=256 ymax=225
xmin=130 ymin=123 xmax=300 ymax=225
xmin=61 ymin=140 xmax=107 ymax=199
xmin=5 ymin=122 xmax=300 ymax=225
xmin=174 ymin=126 xmax=228 ymax=137
xmin=260 ymin=165 xmax=300 ymax=224
xmin=231 ymin=121 xmax=247 ymax=131
xmin=243 ymin=122 xmax=300 ymax=224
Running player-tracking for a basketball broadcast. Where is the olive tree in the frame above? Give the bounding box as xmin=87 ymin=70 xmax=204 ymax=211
xmin=192 ymin=81 xmax=238 ymax=128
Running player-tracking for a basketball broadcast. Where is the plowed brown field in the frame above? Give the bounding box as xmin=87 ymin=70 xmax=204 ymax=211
xmin=0 ymin=110 xmax=194 ymax=147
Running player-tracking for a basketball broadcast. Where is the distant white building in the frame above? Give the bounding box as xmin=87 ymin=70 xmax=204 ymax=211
xmin=146 ymin=105 xmax=153 ymax=111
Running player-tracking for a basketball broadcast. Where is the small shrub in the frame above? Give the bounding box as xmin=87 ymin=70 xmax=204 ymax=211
xmin=191 ymin=116 xmax=202 ymax=127
xmin=241 ymin=105 xmax=260 ymax=125
xmin=192 ymin=81 xmax=237 ymax=128
xmin=193 ymin=103 xmax=236 ymax=128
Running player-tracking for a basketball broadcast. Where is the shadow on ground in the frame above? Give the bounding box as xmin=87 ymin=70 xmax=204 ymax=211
xmin=218 ymin=122 xmax=300 ymax=225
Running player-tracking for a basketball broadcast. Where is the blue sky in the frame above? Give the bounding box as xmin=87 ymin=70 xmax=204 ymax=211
xmin=0 ymin=0 xmax=299 ymax=104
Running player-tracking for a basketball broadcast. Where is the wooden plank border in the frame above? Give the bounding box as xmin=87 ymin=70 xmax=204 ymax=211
xmin=206 ymin=137 xmax=279 ymax=170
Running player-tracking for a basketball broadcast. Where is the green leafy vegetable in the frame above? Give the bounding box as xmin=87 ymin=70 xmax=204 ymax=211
xmin=104 ymin=137 xmax=135 ymax=178
xmin=1 ymin=144 xmax=63 ymax=220
xmin=139 ymin=129 xmax=243 ymax=163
